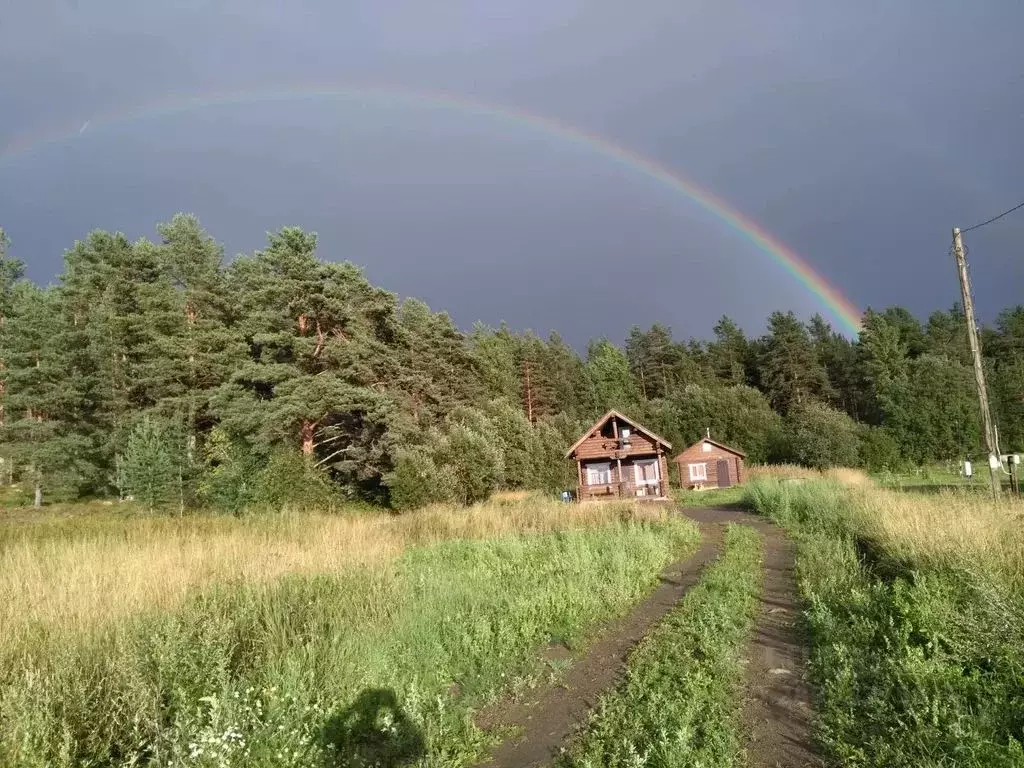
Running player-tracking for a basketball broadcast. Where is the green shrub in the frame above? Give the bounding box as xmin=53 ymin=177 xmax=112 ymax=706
xmin=859 ymin=426 xmax=905 ymax=473
xmin=439 ymin=424 xmax=504 ymax=505
xmin=196 ymin=428 xmax=260 ymax=513
xmin=780 ymin=402 xmax=861 ymax=468
xmin=386 ymin=446 xmax=458 ymax=511
xmin=252 ymin=449 xmax=340 ymax=512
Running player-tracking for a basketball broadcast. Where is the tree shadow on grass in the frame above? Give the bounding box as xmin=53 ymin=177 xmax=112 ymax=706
xmin=320 ymin=688 xmax=426 ymax=768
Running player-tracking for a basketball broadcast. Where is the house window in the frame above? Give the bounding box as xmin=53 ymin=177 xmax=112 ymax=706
xmin=586 ymin=462 xmax=612 ymax=485
xmin=633 ymin=459 xmax=660 ymax=485
xmin=702 ymin=442 xmax=713 ymax=453
xmin=689 ymin=462 xmax=708 ymax=482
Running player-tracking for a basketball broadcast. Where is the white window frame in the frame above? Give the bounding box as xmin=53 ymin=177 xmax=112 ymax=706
xmin=633 ymin=459 xmax=660 ymax=486
xmin=689 ymin=462 xmax=708 ymax=482
xmin=702 ymin=441 xmax=713 ymax=453
xmin=586 ymin=462 xmax=612 ymax=485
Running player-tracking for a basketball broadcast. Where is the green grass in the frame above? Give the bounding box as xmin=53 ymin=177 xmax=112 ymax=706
xmin=670 ymin=485 xmax=746 ymax=509
xmin=873 ymin=465 xmax=1001 ymax=494
xmin=560 ymin=524 xmax=763 ymax=768
xmin=746 ymin=478 xmax=1024 ymax=768
xmin=0 ymin=514 xmax=698 ymax=767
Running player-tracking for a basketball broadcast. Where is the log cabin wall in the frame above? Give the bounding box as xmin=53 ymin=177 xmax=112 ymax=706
xmin=673 ymin=440 xmax=745 ymax=489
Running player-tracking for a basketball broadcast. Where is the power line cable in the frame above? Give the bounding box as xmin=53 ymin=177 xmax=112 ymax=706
xmin=962 ymin=199 xmax=1024 ymax=233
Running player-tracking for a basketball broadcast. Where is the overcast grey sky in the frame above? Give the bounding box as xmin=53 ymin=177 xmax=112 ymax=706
xmin=2 ymin=1 xmax=1022 ymax=345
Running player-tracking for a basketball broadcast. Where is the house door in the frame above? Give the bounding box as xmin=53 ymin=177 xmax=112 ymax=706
xmin=633 ymin=459 xmax=661 ymax=496
xmin=716 ymin=459 xmax=731 ymax=488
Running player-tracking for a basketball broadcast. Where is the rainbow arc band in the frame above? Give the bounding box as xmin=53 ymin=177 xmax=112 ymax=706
xmin=0 ymin=83 xmax=862 ymax=334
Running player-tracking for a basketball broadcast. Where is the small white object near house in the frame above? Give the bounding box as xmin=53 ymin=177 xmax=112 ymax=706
xmin=963 ymin=460 xmax=973 ymax=477
xmin=989 ymin=454 xmax=1001 ymax=470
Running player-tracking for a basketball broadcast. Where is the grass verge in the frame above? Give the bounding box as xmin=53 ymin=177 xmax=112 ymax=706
xmin=746 ymin=477 xmax=1024 ymax=768
xmin=669 ymin=486 xmax=746 ymax=509
xmin=559 ymin=524 xmax=762 ymax=768
xmin=0 ymin=502 xmax=698 ymax=767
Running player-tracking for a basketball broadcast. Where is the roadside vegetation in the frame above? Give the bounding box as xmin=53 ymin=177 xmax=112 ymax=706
xmin=0 ymin=497 xmax=698 ymax=767
xmin=561 ymin=524 xmax=762 ymax=768
xmin=746 ymin=473 xmax=1024 ymax=767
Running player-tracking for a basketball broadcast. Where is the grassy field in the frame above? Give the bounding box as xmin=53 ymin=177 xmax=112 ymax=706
xmin=746 ymin=474 xmax=1024 ymax=767
xmin=669 ymin=485 xmax=745 ymax=509
xmin=0 ymin=496 xmax=699 ymax=767
xmin=873 ymin=464 xmax=1006 ymax=494
xmin=561 ymin=524 xmax=762 ymax=768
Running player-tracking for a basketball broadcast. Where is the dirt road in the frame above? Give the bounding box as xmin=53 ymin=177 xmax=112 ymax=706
xmin=685 ymin=508 xmax=823 ymax=768
xmin=474 ymin=507 xmax=822 ymax=768
xmin=474 ymin=528 xmax=724 ymax=768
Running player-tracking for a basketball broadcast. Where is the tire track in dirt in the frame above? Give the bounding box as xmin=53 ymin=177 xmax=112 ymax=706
xmin=684 ymin=507 xmax=823 ymax=768
xmin=472 ymin=526 xmax=724 ymax=768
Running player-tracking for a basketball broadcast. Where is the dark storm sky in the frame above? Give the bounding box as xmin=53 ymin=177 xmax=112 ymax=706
xmin=2 ymin=1 xmax=1023 ymax=346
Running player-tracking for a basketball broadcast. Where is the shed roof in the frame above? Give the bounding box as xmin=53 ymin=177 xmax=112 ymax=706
xmin=565 ymin=410 xmax=672 ymax=459
xmin=673 ymin=438 xmax=747 ymax=461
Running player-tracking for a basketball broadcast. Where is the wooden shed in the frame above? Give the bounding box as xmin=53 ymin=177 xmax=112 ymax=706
xmin=673 ymin=437 xmax=746 ymax=490
xmin=565 ymin=410 xmax=671 ymax=501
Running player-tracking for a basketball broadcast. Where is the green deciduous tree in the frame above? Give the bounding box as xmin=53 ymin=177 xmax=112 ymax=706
xmin=586 ymin=338 xmax=641 ymax=415
xmin=780 ymin=402 xmax=862 ymax=469
xmin=438 ymin=423 xmax=504 ymax=505
xmin=386 ymin=444 xmax=458 ymax=511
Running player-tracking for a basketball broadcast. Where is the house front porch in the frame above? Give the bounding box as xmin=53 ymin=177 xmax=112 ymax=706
xmin=576 ymin=456 xmax=669 ymax=501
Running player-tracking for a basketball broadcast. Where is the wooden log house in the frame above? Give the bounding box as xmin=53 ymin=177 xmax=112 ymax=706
xmin=673 ymin=436 xmax=746 ymax=490
xmin=565 ymin=410 xmax=671 ymax=501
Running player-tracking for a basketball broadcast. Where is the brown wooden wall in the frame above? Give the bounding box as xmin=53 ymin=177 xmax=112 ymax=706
xmin=672 ymin=441 xmax=745 ymax=488
xmin=573 ymin=427 xmax=660 ymax=460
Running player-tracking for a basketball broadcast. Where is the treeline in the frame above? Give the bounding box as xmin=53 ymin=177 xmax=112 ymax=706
xmin=0 ymin=216 xmax=1020 ymax=509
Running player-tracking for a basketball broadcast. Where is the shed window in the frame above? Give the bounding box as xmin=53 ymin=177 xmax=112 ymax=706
xmin=586 ymin=462 xmax=612 ymax=485
xmin=689 ymin=462 xmax=708 ymax=481
xmin=702 ymin=442 xmax=713 ymax=453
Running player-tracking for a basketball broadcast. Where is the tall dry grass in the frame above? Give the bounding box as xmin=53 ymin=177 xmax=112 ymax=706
xmin=747 ymin=471 xmax=1024 ymax=587
xmin=746 ymin=463 xmax=822 ymax=481
xmin=747 ymin=463 xmax=871 ymax=486
xmin=0 ymin=496 xmax=655 ymax=656
xmin=847 ymin=486 xmax=1024 ymax=585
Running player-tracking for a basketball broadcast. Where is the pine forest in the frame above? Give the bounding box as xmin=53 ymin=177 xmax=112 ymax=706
xmin=2 ymin=215 xmax=1021 ymax=511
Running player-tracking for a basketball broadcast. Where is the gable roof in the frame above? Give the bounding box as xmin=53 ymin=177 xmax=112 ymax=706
xmin=565 ymin=409 xmax=672 ymax=459
xmin=674 ymin=437 xmax=747 ymax=460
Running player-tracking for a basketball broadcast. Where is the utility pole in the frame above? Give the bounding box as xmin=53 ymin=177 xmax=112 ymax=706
xmin=952 ymin=227 xmax=1001 ymax=499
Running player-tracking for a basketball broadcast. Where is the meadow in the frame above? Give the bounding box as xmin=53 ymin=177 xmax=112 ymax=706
xmin=745 ymin=472 xmax=1024 ymax=767
xmin=0 ymin=495 xmax=699 ymax=767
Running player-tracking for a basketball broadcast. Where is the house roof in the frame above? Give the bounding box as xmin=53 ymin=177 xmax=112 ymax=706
xmin=564 ymin=409 xmax=672 ymax=459
xmin=673 ymin=437 xmax=747 ymax=460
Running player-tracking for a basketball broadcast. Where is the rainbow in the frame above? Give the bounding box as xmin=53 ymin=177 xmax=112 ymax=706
xmin=0 ymin=83 xmax=863 ymax=334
